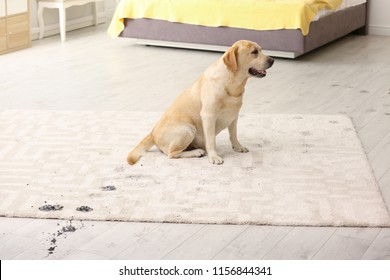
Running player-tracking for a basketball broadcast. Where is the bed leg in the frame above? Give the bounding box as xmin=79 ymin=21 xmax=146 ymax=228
xmin=354 ymin=25 xmax=368 ymax=35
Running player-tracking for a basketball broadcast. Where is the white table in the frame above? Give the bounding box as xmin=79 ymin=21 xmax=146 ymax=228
xmin=37 ymin=0 xmax=104 ymax=42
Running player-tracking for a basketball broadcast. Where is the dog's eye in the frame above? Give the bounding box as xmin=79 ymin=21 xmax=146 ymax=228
xmin=251 ymin=49 xmax=259 ymax=55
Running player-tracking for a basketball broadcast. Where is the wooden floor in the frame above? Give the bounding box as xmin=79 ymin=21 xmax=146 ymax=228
xmin=1 ymin=24 xmax=390 ymax=260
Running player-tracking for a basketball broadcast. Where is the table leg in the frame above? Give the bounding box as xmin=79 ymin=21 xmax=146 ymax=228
xmin=58 ymin=4 xmax=66 ymax=42
xmin=37 ymin=4 xmax=45 ymax=40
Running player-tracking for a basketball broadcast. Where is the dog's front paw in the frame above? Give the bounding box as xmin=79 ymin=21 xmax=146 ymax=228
xmin=209 ymin=155 xmax=224 ymax=165
xmin=233 ymin=145 xmax=249 ymax=153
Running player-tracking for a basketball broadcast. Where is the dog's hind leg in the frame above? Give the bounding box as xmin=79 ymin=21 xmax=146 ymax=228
xmin=162 ymin=126 xmax=205 ymax=159
xmin=169 ymin=148 xmax=205 ymax=159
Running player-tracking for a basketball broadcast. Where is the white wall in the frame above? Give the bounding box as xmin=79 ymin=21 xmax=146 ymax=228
xmin=30 ymin=0 xmax=118 ymax=39
xmin=368 ymin=0 xmax=390 ymax=36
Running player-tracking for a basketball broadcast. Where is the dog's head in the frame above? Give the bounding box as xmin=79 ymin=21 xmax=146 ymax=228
xmin=223 ymin=40 xmax=274 ymax=78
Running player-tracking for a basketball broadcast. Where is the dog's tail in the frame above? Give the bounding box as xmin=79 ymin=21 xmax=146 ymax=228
xmin=127 ymin=133 xmax=154 ymax=165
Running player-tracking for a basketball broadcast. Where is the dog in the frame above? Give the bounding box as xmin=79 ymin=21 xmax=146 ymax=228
xmin=127 ymin=40 xmax=274 ymax=165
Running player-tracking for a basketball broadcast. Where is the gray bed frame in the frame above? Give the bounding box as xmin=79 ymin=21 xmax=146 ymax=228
xmin=119 ymin=2 xmax=368 ymax=58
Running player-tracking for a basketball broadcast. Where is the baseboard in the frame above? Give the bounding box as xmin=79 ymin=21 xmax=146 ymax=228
xmin=31 ymin=12 xmax=107 ymax=41
xmin=368 ymin=25 xmax=390 ymax=36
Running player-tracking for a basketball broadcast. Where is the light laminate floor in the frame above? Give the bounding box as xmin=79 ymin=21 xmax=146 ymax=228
xmin=1 ymin=24 xmax=390 ymax=260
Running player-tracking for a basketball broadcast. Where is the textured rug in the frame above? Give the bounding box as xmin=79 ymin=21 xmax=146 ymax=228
xmin=0 ymin=110 xmax=389 ymax=227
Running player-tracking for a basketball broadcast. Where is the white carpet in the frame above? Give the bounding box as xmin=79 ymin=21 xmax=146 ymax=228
xmin=0 ymin=110 xmax=389 ymax=227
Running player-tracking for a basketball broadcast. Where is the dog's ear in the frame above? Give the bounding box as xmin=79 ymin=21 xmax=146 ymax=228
xmin=223 ymin=46 xmax=238 ymax=72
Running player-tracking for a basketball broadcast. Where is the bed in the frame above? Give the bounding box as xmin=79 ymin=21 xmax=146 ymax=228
xmin=108 ymin=0 xmax=368 ymax=58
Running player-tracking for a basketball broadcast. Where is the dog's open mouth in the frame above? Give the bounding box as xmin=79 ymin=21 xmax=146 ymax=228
xmin=248 ymin=68 xmax=267 ymax=78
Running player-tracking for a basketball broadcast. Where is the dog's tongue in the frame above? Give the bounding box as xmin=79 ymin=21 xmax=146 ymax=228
xmin=249 ymin=67 xmax=267 ymax=77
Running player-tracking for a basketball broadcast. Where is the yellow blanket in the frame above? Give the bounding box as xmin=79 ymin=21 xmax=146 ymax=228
xmin=108 ymin=0 xmax=342 ymax=38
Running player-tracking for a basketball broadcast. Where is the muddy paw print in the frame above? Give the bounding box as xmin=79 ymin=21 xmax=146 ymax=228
xmin=76 ymin=206 xmax=93 ymax=212
xmin=39 ymin=204 xmax=64 ymax=212
xmin=101 ymin=185 xmax=116 ymax=191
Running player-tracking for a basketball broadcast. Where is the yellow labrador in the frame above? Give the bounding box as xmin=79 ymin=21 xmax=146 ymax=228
xmin=128 ymin=40 xmax=274 ymax=165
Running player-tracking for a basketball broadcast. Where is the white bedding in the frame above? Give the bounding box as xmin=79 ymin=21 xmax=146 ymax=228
xmin=314 ymin=0 xmax=366 ymax=21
